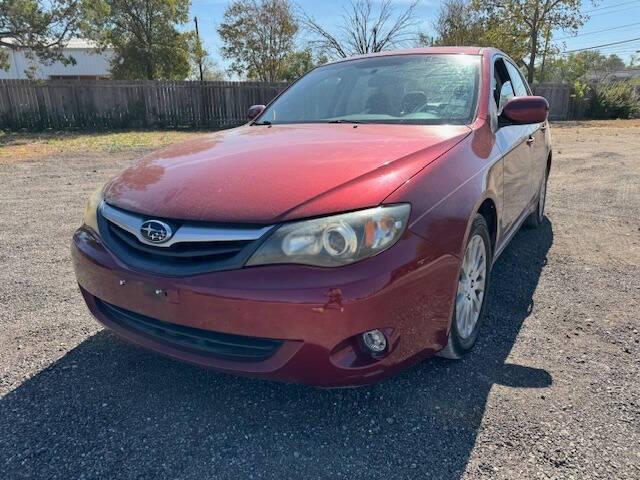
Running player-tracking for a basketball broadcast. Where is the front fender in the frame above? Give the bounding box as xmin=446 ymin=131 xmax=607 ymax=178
xmin=385 ymin=120 xmax=503 ymax=262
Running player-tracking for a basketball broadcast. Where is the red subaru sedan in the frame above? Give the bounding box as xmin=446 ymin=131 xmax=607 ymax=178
xmin=73 ymin=47 xmax=551 ymax=387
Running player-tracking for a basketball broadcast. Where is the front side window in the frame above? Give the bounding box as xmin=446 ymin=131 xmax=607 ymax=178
xmin=257 ymin=54 xmax=481 ymax=126
xmin=505 ymin=62 xmax=529 ymax=97
xmin=493 ymin=58 xmax=515 ymax=113
xmin=499 ymin=81 xmax=515 ymax=111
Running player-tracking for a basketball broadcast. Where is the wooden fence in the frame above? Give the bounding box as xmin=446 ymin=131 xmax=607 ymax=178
xmin=0 ymin=79 xmax=576 ymax=131
xmin=0 ymin=80 xmax=287 ymax=130
xmin=531 ymin=83 xmax=572 ymax=121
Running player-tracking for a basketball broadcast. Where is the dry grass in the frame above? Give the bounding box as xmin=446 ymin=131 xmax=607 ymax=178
xmin=0 ymin=130 xmax=200 ymax=164
xmin=2 ymin=120 xmax=639 ymax=165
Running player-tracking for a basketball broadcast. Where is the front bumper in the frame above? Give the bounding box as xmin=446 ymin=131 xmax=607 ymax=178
xmin=72 ymin=227 xmax=459 ymax=387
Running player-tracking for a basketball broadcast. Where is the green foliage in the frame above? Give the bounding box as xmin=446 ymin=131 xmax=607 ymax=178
xmin=187 ymin=32 xmax=226 ymax=81
xmin=199 ymin=58 xmax=226 ymax=81
xmin=422 ymin=0 xmax=528 ymax=67
xmin=280 ymin=49 xmax=327 ymax=82
xmin=218 ymin=0 xmax=298 ymax=82
xmin=84 ymin=0 xmax=193 ymax=80
xmin=590 ymin=81 xmax=640 ymax=120
xmin=471 ymin=0 xmax=587 ymax=83
xmin=0 ymin=0 xmax=86 ymax=75
xmin=428 ymin=0 xmax=483 ymax=46
xmin=573 ymin=79 xmax=588 ymax=99
xmin=544 ymin=51 xmax=625 ymax=84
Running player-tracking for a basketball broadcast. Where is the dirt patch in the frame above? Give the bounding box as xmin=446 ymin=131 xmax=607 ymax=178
xmin=552 ymin=119 xmax=640 ymax=129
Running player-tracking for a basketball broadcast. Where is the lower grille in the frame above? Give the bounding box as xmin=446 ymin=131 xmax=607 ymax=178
xmin=97 ymin=299 xmax=283 ymax=362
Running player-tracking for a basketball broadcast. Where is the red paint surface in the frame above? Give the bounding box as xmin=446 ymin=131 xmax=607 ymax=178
xmin=104 ymin=123 xmax=471 ymax=223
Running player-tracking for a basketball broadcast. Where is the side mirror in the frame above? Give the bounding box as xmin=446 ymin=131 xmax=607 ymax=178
xmin=501 ymin=96 xmax=549 ymax=125
xmin=247 ymin=104 xmax=266 ymax=121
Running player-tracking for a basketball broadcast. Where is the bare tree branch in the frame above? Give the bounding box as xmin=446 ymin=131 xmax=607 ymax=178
xmin=301 ymin=0 xmax=420 ymax=59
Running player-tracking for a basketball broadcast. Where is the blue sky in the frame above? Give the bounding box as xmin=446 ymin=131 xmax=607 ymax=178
xmin=190 ymin=0 xmax=640 ymax=74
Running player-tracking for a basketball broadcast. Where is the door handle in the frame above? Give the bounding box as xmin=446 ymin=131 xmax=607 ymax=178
xmin=526 ymin=136 xmax=535 ymax=145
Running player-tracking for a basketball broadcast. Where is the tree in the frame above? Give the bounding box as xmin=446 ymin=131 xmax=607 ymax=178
xmin=544 ymin=51 xmax=625 ymax=84
xmin=85 ymin=0 xmax=194 ymax=80
xmin=591 ymin=80 xmax=639 ymax=119
xmin=427 ymin=0 xmax=484 ymax=47
xmin=0 ymin=0 xmax=85 ymax=74
xmin=189 ymin=54 xmax=226 ymax=81
xmin=187 ymin=32 xmax=225 ymax=81
xmin=280 ymin=48 xmax=327 ymax=82
xmin=218 ymin=0 xmax=298 ymax=82
xmin=473 ymin=0 xmax=588 ymax=83
xmin=200 ymin=59 xmax=226 ymax=81
xmin=302 ymin=0 xmax=420 ymax=59
xmin=422 ymin=0 xmax=528 ymax=65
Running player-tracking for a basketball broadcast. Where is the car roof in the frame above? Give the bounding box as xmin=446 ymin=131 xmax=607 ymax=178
xmin=324 ymin=47 xmax=500 ymax=66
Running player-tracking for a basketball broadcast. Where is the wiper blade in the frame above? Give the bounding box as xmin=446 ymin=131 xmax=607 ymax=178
xmin=252 ymin=120 xmax=272 ymax=126
xmin=327 ymin=119 xmax=364 ymax=124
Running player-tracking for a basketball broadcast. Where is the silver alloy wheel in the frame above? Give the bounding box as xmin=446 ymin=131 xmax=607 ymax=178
xmin=538 ymin=176 xmax=547 ymax=222
xmin=455 ymin=234 xmax=487 ymax=339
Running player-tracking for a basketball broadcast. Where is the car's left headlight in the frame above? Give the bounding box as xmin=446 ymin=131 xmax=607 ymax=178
xmin=82 ymin=186 xmax=104 ymax=234
xmin=246 ymin=204 xmax=411 ymax=268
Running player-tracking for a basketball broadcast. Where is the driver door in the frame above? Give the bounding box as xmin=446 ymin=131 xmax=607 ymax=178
xmin=493 ymin=58 xmax=534 ymax=235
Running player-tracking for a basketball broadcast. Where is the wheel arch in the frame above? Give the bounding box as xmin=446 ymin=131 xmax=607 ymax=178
xmin=477 ymin=198 xmax=498 ymax=253
xmin=459 ymin=193 xmax=499 ymax=260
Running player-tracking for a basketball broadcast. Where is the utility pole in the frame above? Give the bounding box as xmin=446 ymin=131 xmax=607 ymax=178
xmin=539 ymin=24 xmax=552 ymax=83
xmin=194 ymin=16 xmax=204 ymax=83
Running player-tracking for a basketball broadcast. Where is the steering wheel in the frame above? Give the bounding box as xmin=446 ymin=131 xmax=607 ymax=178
xmin=413 ymin=102 xmax=442 ymax=115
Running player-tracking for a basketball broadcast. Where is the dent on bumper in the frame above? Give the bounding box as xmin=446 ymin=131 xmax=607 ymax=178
xmin=72 ymin=227 xmax=459 ymax=386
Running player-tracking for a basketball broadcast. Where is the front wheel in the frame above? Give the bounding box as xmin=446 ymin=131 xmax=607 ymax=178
xmin=438 ymin=215 xmax=493 ymax=359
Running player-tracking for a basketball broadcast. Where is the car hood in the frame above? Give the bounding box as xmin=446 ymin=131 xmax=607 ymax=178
xmin=104 ymin=123 xmax=471 ymax=223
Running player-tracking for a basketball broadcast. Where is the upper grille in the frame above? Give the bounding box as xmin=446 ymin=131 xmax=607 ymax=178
xmin=97 ymin=202 xmax=275 ymax=276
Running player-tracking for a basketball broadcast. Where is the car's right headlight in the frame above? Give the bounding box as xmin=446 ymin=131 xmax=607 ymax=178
xmin=246 ymin=204 xmax=411 ymax=268
xmin=82 ymin=186 xmax=104 ymax=234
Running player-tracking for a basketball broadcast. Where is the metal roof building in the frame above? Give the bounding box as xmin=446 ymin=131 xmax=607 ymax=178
xmin=0 ymin=39 xmax=114 ymax=80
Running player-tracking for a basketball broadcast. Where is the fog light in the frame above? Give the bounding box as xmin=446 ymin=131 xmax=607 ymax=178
xmin=362 ymin=329 xmax=387 ymax=354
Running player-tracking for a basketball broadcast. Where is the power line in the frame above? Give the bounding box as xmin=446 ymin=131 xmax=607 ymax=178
xmin=595 ymin=39 xmax=640 ymax=48
xmin=583 ymin=0 xmax=640 ymax=14
xmin=588 ymin=5 xmax=640 ymax=17
xmin=556 ymin=22 xmax=640 ymax=40
xmin=593 ymin=47 xmax=640 ymax=54
xmin=563 ymin=36 xmax=640 ymax=53
xmin=587 ymin=40 xmax=640 ymax=51
xmin=596 ymin=43 xmax=640 ymax=50
xmin=591 ymin=47 xmax=640 ymax=55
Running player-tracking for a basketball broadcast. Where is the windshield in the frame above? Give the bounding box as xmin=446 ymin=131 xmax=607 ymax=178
xmin=257 ymin=54 xmax=481 ymax=126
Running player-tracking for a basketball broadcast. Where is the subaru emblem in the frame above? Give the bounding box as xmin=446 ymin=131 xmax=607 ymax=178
xmin=140 ymin=220 xmax=172 ymax=244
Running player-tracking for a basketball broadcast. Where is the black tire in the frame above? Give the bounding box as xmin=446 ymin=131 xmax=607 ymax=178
xmin=525 ymin=168 xmax=549 ymax=229
xmin=438 ymin=214 xmax=493 ymax=359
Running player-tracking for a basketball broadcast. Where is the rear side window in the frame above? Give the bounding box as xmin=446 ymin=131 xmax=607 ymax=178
xmin=505 ymin=62 xmax=529 ymax=97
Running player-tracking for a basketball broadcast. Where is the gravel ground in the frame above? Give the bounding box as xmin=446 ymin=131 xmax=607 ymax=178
xmin=1 ymin=121 xmax=639 ymax=479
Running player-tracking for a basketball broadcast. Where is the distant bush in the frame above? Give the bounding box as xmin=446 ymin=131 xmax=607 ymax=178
xmin=590 ymin=81 xmax=640 ymax=119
